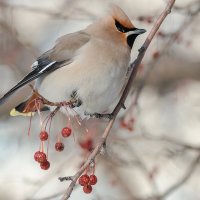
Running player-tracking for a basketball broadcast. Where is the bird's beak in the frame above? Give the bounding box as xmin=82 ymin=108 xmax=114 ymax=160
xmin=126 ymin=28 xmax=146 ymax=48
xmin=130 ymin=28 xmax=146 ymax=35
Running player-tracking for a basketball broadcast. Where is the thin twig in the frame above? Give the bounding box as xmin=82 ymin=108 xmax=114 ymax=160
xmin=133 ymin=3 xmax=200 ymax=106
xmin=0 ymin=2 xmax=71 ymax=19
xmin=142 ymin=134 xmax=200 ymax=152
xmin=0 ymin=1 xmax=95 ymax=20
xmin=161 ymin=153 xmax=200 ymax=198
xmin=60 ymin=0 xmax=176 ymax=199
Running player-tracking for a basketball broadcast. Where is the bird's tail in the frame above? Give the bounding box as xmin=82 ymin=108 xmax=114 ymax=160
xmin=10 ymin=93 xmax=49 ymax=117
xmin=0 ymin=74 xmax=37 ymax=105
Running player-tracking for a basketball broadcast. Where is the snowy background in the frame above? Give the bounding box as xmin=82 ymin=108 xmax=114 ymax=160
xmin=0 ymin=0 xmax=200 ymax=200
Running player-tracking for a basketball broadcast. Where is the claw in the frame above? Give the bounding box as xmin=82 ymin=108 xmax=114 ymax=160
xmin=85 ymin=112 xmax=113 ymax=119
xmin=69 ymin=98 xmax=82 ymax=108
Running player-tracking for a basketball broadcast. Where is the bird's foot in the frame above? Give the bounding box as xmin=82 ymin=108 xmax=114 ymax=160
xmin=85 ymin=112 xmax=114 ymax=120
xmin=69 ymin=90 xmax=82 ymax=108
xmin=70 ymin=98 xmax=82 ymax=108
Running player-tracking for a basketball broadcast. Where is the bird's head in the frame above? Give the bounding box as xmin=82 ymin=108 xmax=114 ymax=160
xmin=110 ymin=5 xmax=146 ymax=48
xmin=86 ymin=5 xmax=146 ymax=49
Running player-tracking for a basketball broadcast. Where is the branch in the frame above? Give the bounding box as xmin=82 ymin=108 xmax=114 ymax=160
xmin=0 ymin=2 xmax=71 ymax=19
xmin=112 ymin=0 xmax=175 ymax=116
xmin=0 ymin=1 xmax=95 ymax=20
xmin=60 ymin=0 xmax=176 ymax=199
xmin=161 ymin=153 xmax=200 ymax=198
xmin=133 ymin=2 xmax=200 ymax=106
xmin=142 ymin=133 xmax=200 ymax=152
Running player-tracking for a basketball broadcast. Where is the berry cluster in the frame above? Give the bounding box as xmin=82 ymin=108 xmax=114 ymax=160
xmin=79 ymin=174 xmax=98 ymax=194
xmin=34 ymin=126 xmax=72 ymax=170
xmin=55 ymin=127 xmax=72 ymax=152
xmin=34 ymin=151 xmax=50 ymax=170
xmin=28 ymin=98 xmax=92 ymax=171
xmin=34 ymin=130 xmax=50 ymax=170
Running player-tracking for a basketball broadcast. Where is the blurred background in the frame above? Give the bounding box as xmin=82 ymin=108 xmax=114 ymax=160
xmin=0 ymin=0 xmax=200 ymax=199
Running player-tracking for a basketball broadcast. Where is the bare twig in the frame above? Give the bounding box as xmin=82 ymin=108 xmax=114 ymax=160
xmin=173 ymin=0 xmax=200 ymax=14
xmin=0 ymin=2 xmax=71 ymax=19
xmin=60 ymin=0 xmax=176 ymax=199
xmin=120 ymin=2 xmax=200 ymax=121
xmin=161 ymin=153 xmax=200 ymax=198
xmin=104 ymin=157 xmax=138 ymax=200
xmin=112 ymin=0 xmax=175 ymax=116
xmin=142 ymin=134 xmax=200 ymax=152
xmin=133 ymin=2 xmax=200 ymax=106
xmin=0 ymin=1 xmax=95 ymax=20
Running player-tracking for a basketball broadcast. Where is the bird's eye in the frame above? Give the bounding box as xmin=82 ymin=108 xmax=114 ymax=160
xmin=115 ymin=20 xmax=127 ymax=33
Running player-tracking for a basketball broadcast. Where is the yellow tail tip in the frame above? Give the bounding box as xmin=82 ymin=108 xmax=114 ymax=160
xmin=10 ymin=108 xmax=35 ymax=117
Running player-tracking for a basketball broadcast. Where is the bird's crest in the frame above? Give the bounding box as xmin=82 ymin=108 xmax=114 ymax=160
xmin=109 ymin=5 xmax=134 ymax=29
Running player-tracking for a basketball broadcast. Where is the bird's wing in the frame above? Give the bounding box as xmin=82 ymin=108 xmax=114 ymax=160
xmin=0 ymin=31 xmax=90 ymax=104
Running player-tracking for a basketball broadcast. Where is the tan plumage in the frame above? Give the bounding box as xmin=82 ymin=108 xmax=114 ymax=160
xmin=0 ymin=5 xmax=146 ymax=118
xmin=110 ymin=5 xmax=135 ymax=29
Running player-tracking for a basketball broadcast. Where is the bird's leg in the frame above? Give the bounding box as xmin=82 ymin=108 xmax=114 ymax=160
xmin=70 ymin=98 xmax=82 ymax=108
xmin=84 ymin=103 xmax=127 ymax=119
xmin=84 ymin=112 xmax=114 ymax=120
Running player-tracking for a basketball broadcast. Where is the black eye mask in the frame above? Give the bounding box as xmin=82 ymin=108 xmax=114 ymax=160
xmin=115 ymin=20 xmax=133 ymax=33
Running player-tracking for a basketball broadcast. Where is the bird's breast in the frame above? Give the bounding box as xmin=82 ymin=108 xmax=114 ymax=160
xmin=36 ymin=39 xmax=131 ymax=116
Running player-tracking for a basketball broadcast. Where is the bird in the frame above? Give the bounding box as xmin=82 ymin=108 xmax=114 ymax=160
xmin=0 ymin=5 xmax=146 ymax=119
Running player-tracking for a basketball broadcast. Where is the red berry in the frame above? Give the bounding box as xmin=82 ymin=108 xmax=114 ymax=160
xmin=79 ymin=176 xmax=85 ymax=186
xmin=79 ymin=139 xmax=93 ymax=151
xmin=89 ymin=175 xmax=97 ymax=185
xmin=40 ymin=131 xmax=48 ymax=141
xmin=79 ymin=174 xmax=90 ymax=185
xmin=34 ymin=151 xmax=47 ymax=163
xmin=157 ymin=31 xmax=166 ymax=38
xmin=146 ymin=16 xmax=153 ymax=23
xmin=83 ymin=184 xmax=92 ymax=194
xmin=120 ymin=120 xmax=128 ymax=129
xmin=61 ymin=127 xmax=72 ymax=137
xmin=40 ymin=160 xmax=50 ymax=170
xmin=34 ymin=151 xmax=41 ymax=162
xmin=55 ymin=142 xmax=64 ymax=152
xmin=152 ymin=51 xmax=160 ymax=59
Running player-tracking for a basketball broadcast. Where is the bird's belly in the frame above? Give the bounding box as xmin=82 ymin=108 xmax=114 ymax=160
xmin=78 ymin=68 xmax=126 ymax=114
xmin=36 ymin=62 xmax=127 ymax=117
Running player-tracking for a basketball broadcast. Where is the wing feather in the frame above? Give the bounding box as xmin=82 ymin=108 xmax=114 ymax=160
xmin=0 ymin=31 xmax=90 ymax=104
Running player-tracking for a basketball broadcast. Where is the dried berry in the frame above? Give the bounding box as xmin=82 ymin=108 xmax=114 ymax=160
xmin=40 ymin=160 xmax=50 ymax=170
xmin=61 ymin=127 xmax=72 ymax=137
xmin=146 ymin=16 xmax=153 ymax=23
xmin=40 ymin=131 xmax=48 ymax=141
xmin=152 ymin=51 xmax=160 ymax=59
xmin=34 ymin=151 xmax=41 ymax=162
xmin=55 ymin=142 xmax=64 ymax=152
xmin=34 ymin=151 xmax=47 ymax=163
xmin=79 ymin=176 xmax=85 ymax=186
xmin=79 ymin=139 xmax=93 ymax=151
xmin=89 ymin=175 xmax=97 ymax=185
xmin=83 ymin=184 xmax=92 ymax=194
xmin=79 ymin=174 xmax=90 ymax=186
